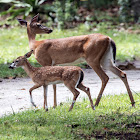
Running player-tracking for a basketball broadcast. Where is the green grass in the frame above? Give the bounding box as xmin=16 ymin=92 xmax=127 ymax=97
xmin=0 ymin=93 xmax=140 ymax=139
xmin=0 ymin=22 xmax=140 ymax=78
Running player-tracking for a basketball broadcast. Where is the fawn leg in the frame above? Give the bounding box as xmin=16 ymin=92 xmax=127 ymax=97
xmin=43 ymin=85 xmax=48 ymax=111
xmin=64 ymin=80 xmax=80 ymax=111
xmin=68 ymin=87 xmax=80 ymax=111
xmin=77 ymin=83 xmax=95 ymax=110
xmin=53 ymin=84 xmax=57 ymax=108
xmin=69 ymin=89 xmax=80 ymax=111
xmin=29 ymin=84 xmax=42 ymax=107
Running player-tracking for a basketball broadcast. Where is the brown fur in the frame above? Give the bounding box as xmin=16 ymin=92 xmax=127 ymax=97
xmin=10 ymin=55 xmax=95 ymax=111
xmin=17 ymin=14 xmax=135 ymax=107
xmin=30 ymin=34 xmax=109 ymax=66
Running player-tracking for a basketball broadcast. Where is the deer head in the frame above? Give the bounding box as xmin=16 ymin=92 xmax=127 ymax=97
xmin=17 ymin=14 xmax=53 ymax=34
xmin=9 ymin=50 xmax=33 ymax=69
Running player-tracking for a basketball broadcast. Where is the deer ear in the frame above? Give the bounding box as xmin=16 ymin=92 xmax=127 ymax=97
xmin=24 ymin=50 xmax=33 ymax=58
xmin=31 ymin=13 xmax=39 ymax=23
xmin=17 ymin=18 xmax=27 ymax=26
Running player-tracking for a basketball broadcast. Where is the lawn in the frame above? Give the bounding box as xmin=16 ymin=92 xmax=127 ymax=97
xmin=0 ymin=22 xmax=140 ymax=78
xmin=0 ymin=93 xmax=139 ymax=139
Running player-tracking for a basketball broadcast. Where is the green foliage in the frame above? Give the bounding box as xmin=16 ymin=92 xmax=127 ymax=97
xmin=79 ymin=0 xmax=117 ymax=9
xmin=0 ymin=93 xmax=139 ymax=139
xmin=118 ymin=0 xmax=132 ymax=22
xmin=0 ymin=64 xmax=26 ymax=78
xmin=0 ymin=0 xmax=77 ymax=29
xmin=65 ymin=0 xmax=77 ymax=22
xmin=0 ymin=0 xmax=119 ymax=29
xmin=54 ymin=0 xmax=77 ymax=29
xmin=53 ymin=0 xmax=117 ymax=29
xmin=0 ymin=0 xmax=46 ymax=19
xmin=118 ymin=0 xmax=140 ymax=23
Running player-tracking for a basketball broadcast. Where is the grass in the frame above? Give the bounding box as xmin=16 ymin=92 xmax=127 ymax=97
xmin=0 ymin=22 xmax=140 ymax=78
xmin=0 ymin=93 xmax=140 ymax=139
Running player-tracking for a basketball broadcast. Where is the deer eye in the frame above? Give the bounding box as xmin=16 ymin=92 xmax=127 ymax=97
xmin=37 ymin=24 xmax=41 ymax=27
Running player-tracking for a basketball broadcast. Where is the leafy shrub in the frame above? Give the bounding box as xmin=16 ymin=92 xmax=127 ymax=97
xmin=54 ymin=0 xmax=77 ymax=29
xmin=118 ymin=0 xmax=132 ymax=22
xmin=118 ymin=0 xmax=140 ymax=23
xmin=0 ymin=0 xmax=47 ymax=19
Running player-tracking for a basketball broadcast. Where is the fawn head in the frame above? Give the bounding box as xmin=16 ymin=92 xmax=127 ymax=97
xmin=9 ymin=50 xmax=33 ymax=69
xmin=17 ymin=14 xmax=53 ymax=34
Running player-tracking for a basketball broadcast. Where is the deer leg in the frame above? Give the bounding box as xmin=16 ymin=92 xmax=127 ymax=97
xmin=29 ymin=84 xmax=42 ymax=107
xmin=110 ymin=64 xmax=135 ymax=106
xmin=69 ymin=88 xmax=80 ymax=111
xmin=43 ymin=85 xmax=48 ymax=111
xmin=53 ymin=84 xmax=57 ymax=108
xmin=65 ymin=82 xmax=80 ymax=111
xmin=77 ymin=83 xmax=95 ymax=110
xmin=89 ymin=64 xmax=109 ymax=106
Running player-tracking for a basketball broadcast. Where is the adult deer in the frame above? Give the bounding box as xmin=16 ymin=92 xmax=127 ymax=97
xmin=17 ymin=14 xmax=135 ymax=107
xmin=9 ymin=50 xmax=95 ymax=111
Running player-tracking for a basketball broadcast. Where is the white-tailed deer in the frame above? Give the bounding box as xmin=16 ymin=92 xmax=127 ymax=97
xmin=17 ymin=14 xmax=135 ymax=107
xmin=9 ymin=50 xmax=95 ymax=111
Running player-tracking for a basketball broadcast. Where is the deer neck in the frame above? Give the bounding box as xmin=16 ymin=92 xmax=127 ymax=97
xmin=27 ymin=24 xmax=36 ymax=50
xmin=22 ymin=60 xmax=36 ymax=78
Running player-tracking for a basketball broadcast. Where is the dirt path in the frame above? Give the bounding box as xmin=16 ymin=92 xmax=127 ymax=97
xmin=0 ymin=69 xmax=140 ymax=117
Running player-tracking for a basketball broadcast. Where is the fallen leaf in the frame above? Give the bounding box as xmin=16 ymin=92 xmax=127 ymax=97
xmin=20 ymin=88 xmax=26 ymax=90
xmin=103 ymin=127 xmax=109 ymax=131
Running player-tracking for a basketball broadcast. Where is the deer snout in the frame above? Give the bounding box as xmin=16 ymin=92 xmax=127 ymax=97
xmin=9 ymin=63 xmax=15 ymax=69
xmin=48 ymin=29 xmax=53 ymax=34
xmin=9 ymin=65 xmax=14 ymax=69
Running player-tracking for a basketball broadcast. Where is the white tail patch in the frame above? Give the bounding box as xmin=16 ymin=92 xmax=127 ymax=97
xmin=101 ymin=39 xmax=115 ymax=70
xmin=75 ymin=71 xmax=81 ymax=88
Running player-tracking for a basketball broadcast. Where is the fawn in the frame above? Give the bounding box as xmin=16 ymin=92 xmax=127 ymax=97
xmin=9 ymin=50 xmax=95 ymax=111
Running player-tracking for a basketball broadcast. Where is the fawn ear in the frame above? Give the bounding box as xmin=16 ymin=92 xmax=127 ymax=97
xmin=31 ymin=13 xmax=39 ymax=23
xmin=17 ymin=18 xmax=27 ymax=26
xmin=24 ymin=50 xmax=33 ymax=58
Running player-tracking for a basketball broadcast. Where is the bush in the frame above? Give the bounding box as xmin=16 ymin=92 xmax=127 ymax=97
xmin=54 ymin=0 xmax=77 ymax=29
xmin=118 ymin=0 xmax=140 ymax=23
xmin=0 ymin=0 xmax=48 ymax=19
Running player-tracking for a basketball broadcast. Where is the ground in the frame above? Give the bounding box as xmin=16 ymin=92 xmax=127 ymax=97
xmin=0 ymin=69 xmax=140 ymax=117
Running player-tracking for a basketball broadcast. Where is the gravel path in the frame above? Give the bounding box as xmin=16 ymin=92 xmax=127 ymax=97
xmin=0 ymin=69 xmax=140 ymax=117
